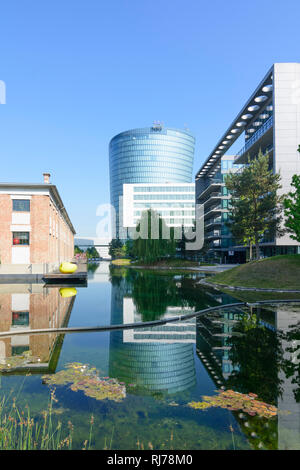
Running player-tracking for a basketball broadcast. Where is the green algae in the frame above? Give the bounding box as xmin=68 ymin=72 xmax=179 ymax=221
xmin=42 ymin=363 xmax=126 ymax=402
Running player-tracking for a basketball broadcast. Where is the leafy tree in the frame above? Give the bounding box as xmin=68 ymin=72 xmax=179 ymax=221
xmin=85 ymin=246 xmax=99 ymax=259
xmin=132 ymin=209 xmax=176 ymax=264
xmin=108 ymin=238 xmax=124 ymax=258
xmin=283 ymin=162 xmax=300 ymax=243
xmin=225 ymin=150 xmax=284 ymax=260
xmin=123 ymin=239 xmax=134 ymax=258
xmin=74 ymin=245 xmax=83 ymax=255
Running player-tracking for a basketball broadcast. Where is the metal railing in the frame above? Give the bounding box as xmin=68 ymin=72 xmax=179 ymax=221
xmin=235 ymin=115 xmax=273 ymax=160
xmin=1 ymin=300 xmax=299 ymax=337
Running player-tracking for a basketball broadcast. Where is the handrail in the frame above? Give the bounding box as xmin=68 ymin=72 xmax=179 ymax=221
xmin=0 ymin=300 xmax=299 ymax=337
xmin=235 ymin=115 xmax=273 ymax=159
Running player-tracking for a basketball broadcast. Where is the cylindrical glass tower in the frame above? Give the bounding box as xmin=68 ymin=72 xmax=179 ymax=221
xmin=109 ymin=126 xmax=195 ymax=238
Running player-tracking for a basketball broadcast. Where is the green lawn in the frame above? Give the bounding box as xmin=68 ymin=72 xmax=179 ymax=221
xmin=208 ymin=255 xmax=300 ymax=290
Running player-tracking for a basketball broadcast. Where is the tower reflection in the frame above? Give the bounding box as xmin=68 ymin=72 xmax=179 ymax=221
xmin=109 ymin=274 xmax=197 ymax=396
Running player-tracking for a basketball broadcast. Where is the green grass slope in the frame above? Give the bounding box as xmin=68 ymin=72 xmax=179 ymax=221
xmin=209 ymin=255 xmax=300 ymax=290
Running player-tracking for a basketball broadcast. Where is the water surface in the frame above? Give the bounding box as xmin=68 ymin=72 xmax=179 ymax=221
xmin=0 ymin=263 xmax=299 ymax=450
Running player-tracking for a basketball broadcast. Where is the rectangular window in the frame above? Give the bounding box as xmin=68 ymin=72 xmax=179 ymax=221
xmin=13 ymin=199 xmax=30 ymax=212
xmin=12 ymin=232 xmax=30 ymax=245
xmin=12 ymin=346 xmax=30 ymax=356
xmin=12 ymin=311 xmax=29 ymax=327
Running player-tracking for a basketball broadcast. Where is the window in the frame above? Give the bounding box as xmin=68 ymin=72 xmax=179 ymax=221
xmin=12 ymin=346 xmax=30 ymax=356
xmin=12 ymin=311 xmax=29 ymax=327
xmin=12 ymin=199 xmax=30 ymax=212
xmin=12 ymin=232 xmax=30 ymax=245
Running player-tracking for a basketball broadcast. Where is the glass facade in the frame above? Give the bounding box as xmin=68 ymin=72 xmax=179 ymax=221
xmin=109 ymin=127 xmax=195 ymax=238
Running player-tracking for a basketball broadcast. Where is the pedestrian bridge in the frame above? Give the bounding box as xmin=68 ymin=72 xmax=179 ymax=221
xmin=74 ymin=237 xmax=111 ymax=259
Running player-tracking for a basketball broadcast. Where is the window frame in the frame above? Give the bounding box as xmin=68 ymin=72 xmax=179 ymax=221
xmin=12 ymin=232 xmax=30 ymax=246
xmin=12 ymin=199 xmax=31 ymax=212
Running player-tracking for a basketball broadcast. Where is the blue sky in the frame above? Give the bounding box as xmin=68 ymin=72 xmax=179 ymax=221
xmin=1 ymin=0 xmax=300 ymax=236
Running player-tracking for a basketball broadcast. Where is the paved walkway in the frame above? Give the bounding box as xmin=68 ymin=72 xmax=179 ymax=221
xmin=130 ymin=264 xmax=239 ymax=273
xmin=180 ymin=264 xmax=239 ymax=273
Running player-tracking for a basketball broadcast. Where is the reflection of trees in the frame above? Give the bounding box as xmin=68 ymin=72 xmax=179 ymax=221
xmin=226 ymin=314 xmax=284 ymax=405
xmin=129 ymin=271 xmax=228 ymax=322
xmin=87 ymin=263 xmax=99 ymax=273
xmin=131 ymin=272 xmax=182 ymax=321
xmin=109 ymin=267 xmax=225 ymax=322
xmin=282 ymin=320 xmax=300 ymax=403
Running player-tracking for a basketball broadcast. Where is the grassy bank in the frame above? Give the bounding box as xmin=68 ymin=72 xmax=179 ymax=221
xmin=130 ymin=258 xmax=215 ymax=268
xmin=208 ymin=255 xmax=300 ymax=290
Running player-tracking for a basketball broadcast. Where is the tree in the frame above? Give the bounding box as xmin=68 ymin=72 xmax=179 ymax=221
xmin=85 ymin=246 xmax=99 ymax=259
xmin=283 ymin=147 xmax=300 ymax=242
xmin=74 ymin=245 xmax=83 ymax=255
xmin=225 ymin=150 xmax=284 ymax=260
xmin=132 ymin=209 xmax=176 ymax=264
xmin=108 ymin=238 xmax=124 ymax=259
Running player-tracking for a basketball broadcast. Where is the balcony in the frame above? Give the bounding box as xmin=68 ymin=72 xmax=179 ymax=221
xmin=197 ymin=180 xmax=224 ymax=201
xmin=235 ymin=115 xmax=273 ymax=164
xmin=205 ymin=217 xmax=222 ymax=229
xmin=199 ymin=191 xmax=222 ymax=206
xmin=206 ymin=230 xmax=221 ymax=240
xmin=204 ymin=205 xmax=223 ymax=219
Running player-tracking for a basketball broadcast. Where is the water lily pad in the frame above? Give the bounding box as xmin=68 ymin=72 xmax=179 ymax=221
xmin=187 ymin=390 xmax=278 ymax=419
xmin=42 ymin=362 xmax=126 ymax=402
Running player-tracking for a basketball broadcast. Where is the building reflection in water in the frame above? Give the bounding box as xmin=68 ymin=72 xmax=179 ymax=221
xmin=196 ymin=301 xmax=300 ymax=450
xmin=109 ymin=277 xmax=197 ymax=396
xmin=0 ymin=283 xmax=75 ymax=373
xmin=276 ymin=305 xmax=300 ymax=450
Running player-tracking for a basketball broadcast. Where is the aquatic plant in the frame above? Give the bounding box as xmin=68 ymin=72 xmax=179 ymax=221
xmin=0 ymin=389 xmax=97 ymax=450
xmin=42 ymin=363 xmax=126 ymax=402
xmin=188 ymin=390 xmax=277 ymax=419
xmin=0 ymin=391 xmax=72 ymax=450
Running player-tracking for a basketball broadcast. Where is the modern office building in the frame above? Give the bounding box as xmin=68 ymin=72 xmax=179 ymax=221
xmin=196 ymin=63 xmax=300 ymax=261
xmin=0 ymin=173 xmax=75 ymax=274
xmin=197 ymin=155 xmax=239 ymax=262
xmin=122 ymin=182 xmax=195 ymax=232
xmin=109 ymin=124 xmax=195 ymax=239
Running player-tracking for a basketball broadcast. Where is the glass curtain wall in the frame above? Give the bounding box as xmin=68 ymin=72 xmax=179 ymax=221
xmin=109 ymin=127 xmax=195 ymax=239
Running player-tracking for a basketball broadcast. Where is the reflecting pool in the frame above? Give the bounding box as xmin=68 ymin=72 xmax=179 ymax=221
xmin=0 ymin=263 xmax=299 ymax=450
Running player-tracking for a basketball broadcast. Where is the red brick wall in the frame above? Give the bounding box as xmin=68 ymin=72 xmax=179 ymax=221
xmin=30 ymin=195 xmax=49 ymax=264
xmin=0 ymin=193 xmax=74 ymax=265
xmin=0 ymin=195 xmax=12 ymax=264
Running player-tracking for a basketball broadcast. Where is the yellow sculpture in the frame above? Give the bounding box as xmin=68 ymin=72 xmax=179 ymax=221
xmin=59 ymin=287 xmax=77 ymax=298
xmin=59 ymin=262 xmax=78 ymax=274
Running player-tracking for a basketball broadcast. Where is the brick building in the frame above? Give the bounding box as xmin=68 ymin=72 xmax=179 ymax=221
xmin=0 ymin=173 xmax=75 ymax=273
